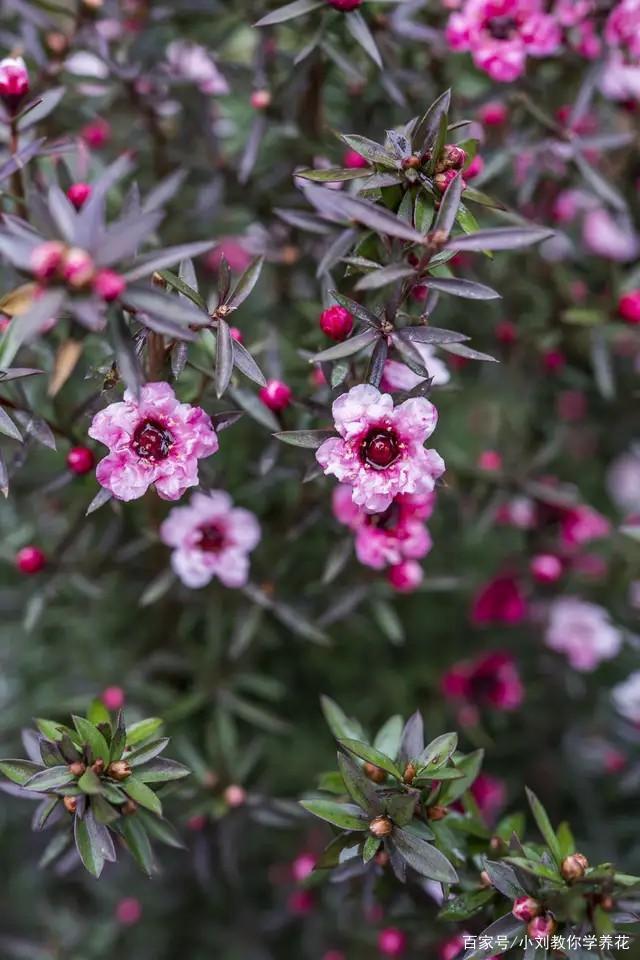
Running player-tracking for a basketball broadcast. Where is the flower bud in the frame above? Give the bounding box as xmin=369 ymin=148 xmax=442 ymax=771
xmin=31 ymin=241 xmax=65 ymax=281
xmin=61 ymin=248 xmax=95 ymax=288
xmin=561 ymin=852 xmax=588 ymax=882
xmin=0 ymin=57 xmax=29 ymax=110
xmin=101 ymin=685 xmax=125 ymax=710
xmin=439 ymin=144 xmax=467 ymax=171
xmin=67 ymin=446 xmax=95 ymax=475
xmin=369 ymin=815 xmax=393 ymax=838
xmin=527 ymin=914 xmax=557 ymax=939
xmin=388 ymin=561 xmax=422 ymax=593
xmin=230 ymin=326 xmax=243 ymax=343
xmin=377 ymin=927 xmax=407 ymax=957
xmin=342 ymin=148 xmax=368 ymax=169
xmin=66 ymin=182 xmax=92 ymax=210
xmin=122 ymin=799 xmax=138 ymax=815
xmin=92 ymin=758 xmax=105 ymax=775
xmin=16 ymin=545 xmax=46 ymax=574
xmin=107 ymin=760 xmax=132 ymax=781
xmin=63 ymin=795 xmax=78 ymax=814
xmin=250 ymin=89 xmax=271 ymax=110
xmin=618 ymin=290 xmax=640 ymax=325
xmin=320 ymin=305 xmax=353 ymax=341
xmin=402 ymin=154 xmax=421 ymax=170
xmin=512 ymin=896 xmax=542 ymax=922
xmin=479 ymin=101 xmax=507 ymax=127
xmin=426 ymin=805 xmax=448 ymax=821
xmin=530 ymin=553 xmax=563 ymax=584
xmin=433 ymin=170 xmax=462 ymax=194
xmin=93 ymin=269 xmax=126 ymax=302
xmin=259 ymin=379 xmax=292 ymax=412
xmin=364 ymin=762 xmax=386 ymax=783
xmin=465 ymin=155 xmax=484 ymax=180
xmin=403 ymin=763 xmax=416 ymax=784
xmin=224 ymin=784 xmax=247 ymax=807
xmin=68 ymin=761 xmax=86 ymax=777
xmin=81 ymin=117 xmax=111 ymax=149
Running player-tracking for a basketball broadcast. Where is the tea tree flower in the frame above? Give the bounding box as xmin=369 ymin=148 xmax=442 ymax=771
xmin=441 ymin=651 xmax=524 ymax=712
xmin=333 ymin=486 xmax=434 ymax=570
xmin=160 ymin=491 xmax=260 ymax=588
xmin=545 ymin=596 xmax=622 ymax=671
xmin=89 ymin=382 xmax=218 ymax=501
xmin=316 ymin=385 xmax=444 ymax=514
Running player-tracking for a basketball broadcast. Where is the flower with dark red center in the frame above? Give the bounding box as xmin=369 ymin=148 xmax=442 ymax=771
xmin=259 ymin=379 xmax=292 ymax=412
xmin=316 ymin=384 xmax=444 ymax=514
xmin=618 ymin=290 xmax=640 ymax=324
xmin=16 ymin=545 xmax=46 ymax=574
xmin=93 ymin=269 xmax=126 ymax=302
xmin=66 ymin=182 xmax=92 ymax=210
xmin=319 ymin=305 xmax=353 ymax=341
xmin=67 ymin=446 xmax=95 ymax=475
xmin=89 ymin=381 xmax=218 ymax=501
xmin=441 ymin=651 xmax=524 ymax=712
xmin=0 ymin=57 xmax=29 ymax=109
xmin=327 ymin=0 xmax=363 ymax=9
xmin=160 ymin=490 xmax=260 ymax=587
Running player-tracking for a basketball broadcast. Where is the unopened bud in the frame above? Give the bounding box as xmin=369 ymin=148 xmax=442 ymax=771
xmin=512 ymin=896 xmax=542 ymax=922
xmin=489 ymin=835 xmax=505 ymax=853
xmin=122 ymin=799 xmax=138 ymax=815
xmin=63 ymin=795 xmax=78 ymax=813
xmin=375 ymin=850 xmax=390 ymax=867
xmin=68 ymin=761 xmax=86 ymax=777
xmin=363 ymin=762 xmax=386 ymax=783
xmin=438 ymin=144 xmax=467 ymax=171
xmin=527 ymin=914 xmax=556 ymax=939
xmin=61 ymin=247 xmax=95 ymax=288
xmin=402 ymin=154 xmax=421 ymax=170
xmin=250 ymin=89 xmax=271 ymax=110
xmin=426 ymin=804 xmax=448 ymax=821
xmin=369 ymin=815 xmax=393 ymax=838
xmin=0 ymin=56 xmax=29 ymax=110
xmin=107 ymin=760 xmax=132 ymax=781
xmin=403 ymin=763 xmax=416 ymax=784
xmin=479 ymin=870 xmax=491 ymax=887
xmin=91 ymin=758 xmax=105 ymax=775
xmin=561 ymin=852 xmax=589 ymax=882
xmin=31 ymin=241 xmax=65 ymax=281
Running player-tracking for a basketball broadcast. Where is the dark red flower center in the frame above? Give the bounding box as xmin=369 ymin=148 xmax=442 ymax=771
xmin=361 ymin=429 xmax=400 ymax=470
xmin=197 ymin=524 xmax=225 ymax=553
xmin=487 ymin=15 xmax=517 ymax=39
xmin=367 ymin=501 xmax=401 ymax=531
xmin=132 ymin=420 xmax=174 ymax=461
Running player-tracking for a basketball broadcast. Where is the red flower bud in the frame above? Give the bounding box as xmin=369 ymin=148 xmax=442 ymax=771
xmin=0 ymin=57 xmax=29 ymax=110
xmin=512 ymin=896 xmax=542 ymax=922
xmin=250 ymin=89 xmax=271 ymax=110
xmin=320 ymin=305 xmax=354 ymax=341
xmin=62 ymin=248 xmax=95 ymax=288
xmin=67 ymin=446 xmax=95 ymax=475
xmin=66 ymin=182 xmax=92 ymax=210
xmin=479 ymin=101 xmax=507 ymax=127
xmin=16 ymin=545 xmax=46 ymax=574
xmin=388 ymin=560 xmax=422 ymax=593
xmin=560 ymin=852 xmax=588 ymax=881
xmin=530 ymin=553 xmax=563 ymax=584
xmin=342 ymin=148 xmax=368 ymax=169
xmin=259 ymin=379 xmax=292 ymax=412
xmin=527 ymin=914 xmax=557 ymax=938
xmin=31 ymin=241 xmax=65 ymax=281
xmin=618 ymin=290 xmax=640 ymax=325
xmin=327 ymin=0 xmax=363 ymax=9
xmin=93 ymin=269 xmax=126 ymax=302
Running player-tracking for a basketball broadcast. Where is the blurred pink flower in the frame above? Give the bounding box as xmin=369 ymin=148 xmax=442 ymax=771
xmin=160 ymin=491 xmax=260 ymax=588
xmin=333 ymin=486 xmax=434 ymax=570
xmin=560 ymin=505 xmax=610 ymax=549
xmin=166 ymin=40 xmax=228 ymax=94
xmin=582 ymin=208 xmax=639 ymax=262
xmin=471 ymin=772 xmax=507 ymax=820
xmin=613 ymin=671 xmax=640 ymax=724
xmin=89 ymin=382 xmax=218 ymax=501
xmin=388 ymin=560 xmax=423 ymax=593
xmin=607 ymin=449 xmax=640 ymax=513
xmin=204 ymin=238 xmax=252 ymax=273
xmin=381 ymin=341 xmax=450 ymax=393
xmin=316 ymin=384 xmax=444 ymax=514
xmin=471 ymin=575 xmax=528 ymax=625
xmin=101 ymin=686 xmax=125 ymax=711
xmin=441 ymin=651 xmax=524 ymax=711
xmin=545 ymin=596 xmax=622 ymax=671
xmin=378 ymin=928 xmax=407 ymax=957
xmin=116 ymin=897 xmax=142 ymax=926
xmin=446 ymin=0 xmax=561 ymax=82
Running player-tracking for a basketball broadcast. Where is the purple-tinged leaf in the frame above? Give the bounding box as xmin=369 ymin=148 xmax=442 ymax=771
xmin=367 ymin=337 xmax=388 ymax=387
xmin=355 ymin=264 xmax=415 ymax=291
xmin=392 ymin=827 xmax=458 ymax=883
xmin=123 ymin=241 xmax=213 ymax=283
xmin=0 ymin=367 xmax=44 ymax=381
xmin=446 ymin=226 xmax=553 ymax=252
xmin=345 ymin=11 xmax=382 ymax=68
xmin=398 ymin=326 xmax=468 ymax=345
xmin=215 ymin=318 xmax=234 ymax=398
xmin=317 ymin=228 xmax=358 ymax=277
xmin=274 ymin=429 xmax=334 ymax=449
xmin=124 ymin=286 xmax=208 ymax=327
xmin=255 ymin=0 xmax=323 ymax=25
xmin=414 ymin=89 xmax=451 ymax=155
xmin=303 ymin=183 xmax=426 ymax=245
xmin=0 ymin=407 xmax=22 ymax=442
xmin=111 ymin=313 xmax=144 ymax=398
xmin=296 ymin=167 xmax=372 ymax=183
xmin=0 ymin=138 xmax=45 ymax=184
xmin=96 ymin=210 xmax=165 ymax=267
xmin=311 ymin=328 xmax=380 ymax=363
xmin=0 ymin=289 xmax=66 ymax=367
xmin=424 ymin=277 xmax=501 ymax=300
xmin=158 ymin=269 xmax=207 ymax=311
xmin=239 ymin=115 xmax=266 ymax=185
xmin=17 ymin=87 xmax=64 ymax=130
xmin=47 ymin=184 xmax=77 ymax=243
xmin=440 ymin=342 xmax=498 ymax=362
xmin=142 ymin=169 xmax=187 ymax=213
xmin=432 ymin=171 xmax=464 ymax=240
xmin=232 ymin=339 xmax=267 ymax=387
xmin=330 ymin=291 xmax=381 ymax=327
xmin=86 ymin=486 xmax=113 ymax=516
xmin=23 ymin=766 xmax=75 ymax=792
xmin=226 ymin=256 xmax=264 ymax=311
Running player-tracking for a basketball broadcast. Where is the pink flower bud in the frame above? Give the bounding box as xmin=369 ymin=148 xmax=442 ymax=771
xmin=93 ymin=269 xmax=126 ymax=302
xmin=530 ymin=554 xmax=563 ymax=584
xmin=31 ymin=241 xmax=65 ymax=281
xmin=230 ymin=326 xmax=243 ymax=343
xmin=388 ymin=561 xmax=423 ymax=593
xmin=0 ymin=57 xmax=29 ymax=109
xmin=327 ymin=0 xmax=363 ymax=8
xmin=287 ymin=889 xmax=315 ymax=915
xmin=342 ymin=148 xmax=368 ymax=169
xmin=439 ymin=934 xmax=467 ymax=960
xmin=320 ymin=305 xmax=354 ymax=341
xmin=66 ymin=182 xmax=92 ymax=210
xmin=465 ymin=155 xmax=484 ymax=180
xmin=62 ymin=248 xmax=95 ymax=288
xmin=512 ymin=896 xmax=542 ymax=922
xmin=186 ymin=813 xmax=207 ymax=831
xmin=115 ymin=897 xmax=142 ymax=926
xmin=378 ymin=928 xmax=407 ymax=957
xmin=101 ymin=685 xmax=125 ymax=711
xmin=527 ymin=914 xmax=556 ymax=938
xmin=224 ymin=784 xmax=246 ymax=807
xmin=259 ymin=379 xmax=292 ymax=412
xmin=477 ymin=450 xmax=502 ymax=472
xmin=250 ymin=89 xmax=271 ymax=110
xmin=16 ymin=545 xmax=46 ymax=574
xmin=618 ymin=290 xmax=640 ymax=325
xmin=292 ymin=852 xmax=316 ymax=881
xmin=81 ymin=118 xmax=111 ymax=149
xmin=542 ymin=349 xmax=566 ymax=374
xmin=67 ymin=445 xmax=95 ymax=475
xmin=478 ymin=101 xmax=507 ymax=127
xmin=434 ymin=170 xmax=461 ymax=193
xmin=495 ymin=320 xmax=517 ymax=345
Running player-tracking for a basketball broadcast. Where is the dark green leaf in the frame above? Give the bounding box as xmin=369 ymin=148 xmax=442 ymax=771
xmin=274 ymin=429 xmax=335 ymax=449
xmin=23 ymin=765 xmax=75 ymax=792
xmin=300 ymin=798 xmax=369 ymax=830
xmin=123 ymin=775 xmax=163 ymax=815
xmin=337 ymin=751 xmax=383 ymax=815
xmin=525 ymin=787 xmax=562 ymax=865
xmin=338 ymin=739 xmax=402 ymax=779
xmin=392 ymin=827 xmax=458 ymax=883
xmin=0 ymin=759 xmax=42 ymax=785
xmin=72 ymin=716 xmax=110 ymax=765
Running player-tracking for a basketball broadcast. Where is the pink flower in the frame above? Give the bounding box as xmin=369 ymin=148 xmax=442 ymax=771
xmin=583 ymin=208 xmax=640 ymax=262
xmin=439 ymin=934 xmax=468 ymax=960
xmin=101 ymin=686 xmax=125 ymax=710
xmin=333 ymin=486 xmax=434 ymax=570
xmin=560 ymin=505 xmax=610 ymax=549
xmin=388 ymin=560 xmax=423 ymax=593
xmin=497 ymin=495 xmax=536 ymax=529
xmin=292 ymin=852 xmax=317 ymax=881
xmin=204 ymin=238 xmax=252 ymax=273
xmin=471 ymin=575 xmax=527 ymax=625
xmin=607 ymin=449 xmax=640 ymax=513
xmin=441 ymin=651 xmax=524 ymax=711
xmin=545 ymin=596 xmax=622 ymax=671
xmin=530 ymin=553 xmax=563 ymax=583
xmin=612 ymin=671 xmax=640 ymax=724
xmin=478 ymin=100 xmax=507 ymax=126
xmin=446 ymin=0 xmax=561 ymax=83
xmin=160 ymin=491 xmax=260 ymax=588
xmin=378 ymin=928 xmax=407 ymax=957
xmin=287 ymin=889 xmax=315 ymax=914
xmin=618 ymin=290 xmax=640 ymax=324
xmin=116 ymin=897 xmax=142 ymax=926
xmin=606 ymin=0 xmax=640 ymax=57
xmin=316 ymin=385 xmax=444 ymax=514
xmin=166 ymin=40 xmax=229 ymax=95
xmin=0 ymin=56 xmax=29 ymax=108
xmin=89 ymin=382 xmax=219 ymax=502
xmin=600 ymin=50 xmax=640 ymax=101
xmin=470 ymin=772 xmax=506 ymax=821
